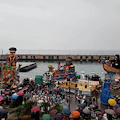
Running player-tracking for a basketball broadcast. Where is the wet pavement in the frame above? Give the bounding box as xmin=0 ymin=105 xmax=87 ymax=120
xmin=68 ymin=89 xmax=120 ymax=111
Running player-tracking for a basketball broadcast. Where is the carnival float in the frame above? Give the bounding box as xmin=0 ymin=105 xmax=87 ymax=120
xmin=1 ymin=47 xmax=21 ymax=86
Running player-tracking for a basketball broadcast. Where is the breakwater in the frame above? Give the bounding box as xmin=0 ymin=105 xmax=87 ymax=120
xmin=0 ymin=54 xmax=115 ymax=61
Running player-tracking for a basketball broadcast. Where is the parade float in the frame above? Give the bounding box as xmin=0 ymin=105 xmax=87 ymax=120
xmin=42 ymin=56 xmax=80 ymax=83
xmin=102 ymin=55 xmax=120 ymax=82
xmin=1 ymin=47 xmax=21 ymax=87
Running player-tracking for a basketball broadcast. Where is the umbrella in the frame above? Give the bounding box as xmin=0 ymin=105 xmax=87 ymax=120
xmin=17 ymin=91 xmax=24 ymax=96
xmin=0 ymin=96 xmax=4 ymax=101
xmin=42 ymin=114 xmax=51 ymax=120
xmin=0 ymin=109 xmax=8 ymax=114
xmin=0 ymin=106 xmax=3 ymax=109
xmin=114 ymin=104 xmax=119 ymax=108
xmin=55 ymin=113 xmax=63 ymax=120
xmin=108 ymin=99 xmax=116 ymax=106
xmin=77 ymin=104 xmax=84 ymax=109
xmin=63 ymin=108 xmax=71 ymax=116
xmin=23 ymin=93 xmax=32 ymax=99
xmin=95 ymin=111 xmax=102 ymax=115
xmin=31 ymin=106 xmax=40 ymax=112
xmin=89 ymin=104 xmax=96 ymax=108
xmin=49 ymin=109 xmax=58 ymax=115
xmin=12 ymin=93 xmax=19 ymax=99
xmin=105 ymin=109 xmax=116 ymax=115
xmin=115 ymin=107 xmax=120 ymax=115
xmin=72 ymin=111 xmax=80 ymax=118
xmin=83 ymin=107 xmax=91 ymax=114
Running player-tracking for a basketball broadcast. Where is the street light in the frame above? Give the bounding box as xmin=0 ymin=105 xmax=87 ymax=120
xmin=67 ymin=76 xmax=70 ymax=110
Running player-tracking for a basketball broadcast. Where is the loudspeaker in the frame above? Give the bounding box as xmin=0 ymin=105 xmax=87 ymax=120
xmin=75 ymin=84 xmax=77 ymax=87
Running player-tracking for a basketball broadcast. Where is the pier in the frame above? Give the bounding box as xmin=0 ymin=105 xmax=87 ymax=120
xmin=0 ymin=54 xmax=116 ymax=61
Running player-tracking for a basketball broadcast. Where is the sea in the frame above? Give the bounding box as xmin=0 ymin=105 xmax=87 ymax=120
xmin=17 ymin=61 xmax=106 ymax=82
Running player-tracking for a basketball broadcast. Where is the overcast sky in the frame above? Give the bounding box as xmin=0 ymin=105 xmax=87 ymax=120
xmin=0 ymin=0 xmax=120 ymax=52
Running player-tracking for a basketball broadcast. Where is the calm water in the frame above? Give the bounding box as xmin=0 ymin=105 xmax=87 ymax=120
xmin=18 ymin=61 xmax=105 ymax=81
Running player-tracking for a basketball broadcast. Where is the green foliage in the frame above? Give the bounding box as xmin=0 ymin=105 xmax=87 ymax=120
xmin=53 ymin=103 xmax=63 ymax=113
xmin=41 ymin=102 xmax=50 ymax=107
xmin=14 ymin=100 xmax=36 ymax=118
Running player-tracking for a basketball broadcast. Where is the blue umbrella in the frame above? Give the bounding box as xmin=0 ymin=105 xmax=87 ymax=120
xmin=12 ymin=93 xmax=19 ymax=99
xmin=114 ymin=104 xmax=119 ymax=108
xmin=77 ymin=104 xmax=85 ymax=109
xmin=63 ymin=108 xmax=71 ymax=116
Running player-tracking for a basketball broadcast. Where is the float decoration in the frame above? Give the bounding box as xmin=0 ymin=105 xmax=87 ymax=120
xmin=1 ymin=47 xmax=20 ymax=86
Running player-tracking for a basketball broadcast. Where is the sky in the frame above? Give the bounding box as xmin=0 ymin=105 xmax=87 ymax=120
xmin=0 ymin=0 xmax=120 ymax=52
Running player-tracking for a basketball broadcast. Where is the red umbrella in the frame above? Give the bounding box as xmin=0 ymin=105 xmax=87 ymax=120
xmin=31 ymin=106 xmax=40 ymax=112
xmin=17 ymin=91 xmax=24 ymax=96
xmin=0 ymin=96 xmax=4 ymax=101
xmin=49 ymin=109 xmax=58 ymax=115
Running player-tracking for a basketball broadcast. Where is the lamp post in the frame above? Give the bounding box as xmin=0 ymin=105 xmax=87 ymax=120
xmin=67 ymin=76 xmax=70 ymax=110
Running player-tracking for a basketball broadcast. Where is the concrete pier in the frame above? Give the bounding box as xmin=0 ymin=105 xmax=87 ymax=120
xmin=0 ymin=54 xmax=115 ymax=61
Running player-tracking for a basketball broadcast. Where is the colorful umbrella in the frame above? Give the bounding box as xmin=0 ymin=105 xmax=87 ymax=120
xmin=42 ymin=114 xmax=51 ymax=120
xmin=55 ymin=113 xmax=63 ymax=120
xmin=12 ymin=93 xmax=19 ymax=99
xmin=0 ymin=96 xmax=4 ymax=101
xmin=17 ymin=91 xmax=24 ymax=96
xmin=31 ymin=106 xmax=40 ymax=112
xmin=115 ymin=107 xmax=120 ymax=115
xmin=63 ymin=108 xmax=71 ymax=116
xmin=89 ymin=104 xmax=96 ymax=108
xmin=72 ymin=111 xmax=80 ymax=118
xmin=49 ymin=109 xmax=58 ymax=115
xmin=108 ymin=99 xmax=116 ymax=106
xmin=105 ymin=109 xmax=115 ymax=115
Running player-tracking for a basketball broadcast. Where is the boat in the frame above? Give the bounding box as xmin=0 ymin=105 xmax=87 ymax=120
xmin=103 ymin=63 xmax=120 ymax=74
xmin=20 ymin=63 xmax=37 ymax=72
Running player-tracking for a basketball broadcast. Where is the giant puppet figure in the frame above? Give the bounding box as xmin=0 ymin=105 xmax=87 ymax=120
xmin=1 ymin=47 xmax=19 ymax=85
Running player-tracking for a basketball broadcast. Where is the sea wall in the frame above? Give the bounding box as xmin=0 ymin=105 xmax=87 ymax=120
xmin=0 ymin=54 xmax=115 ymax=61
